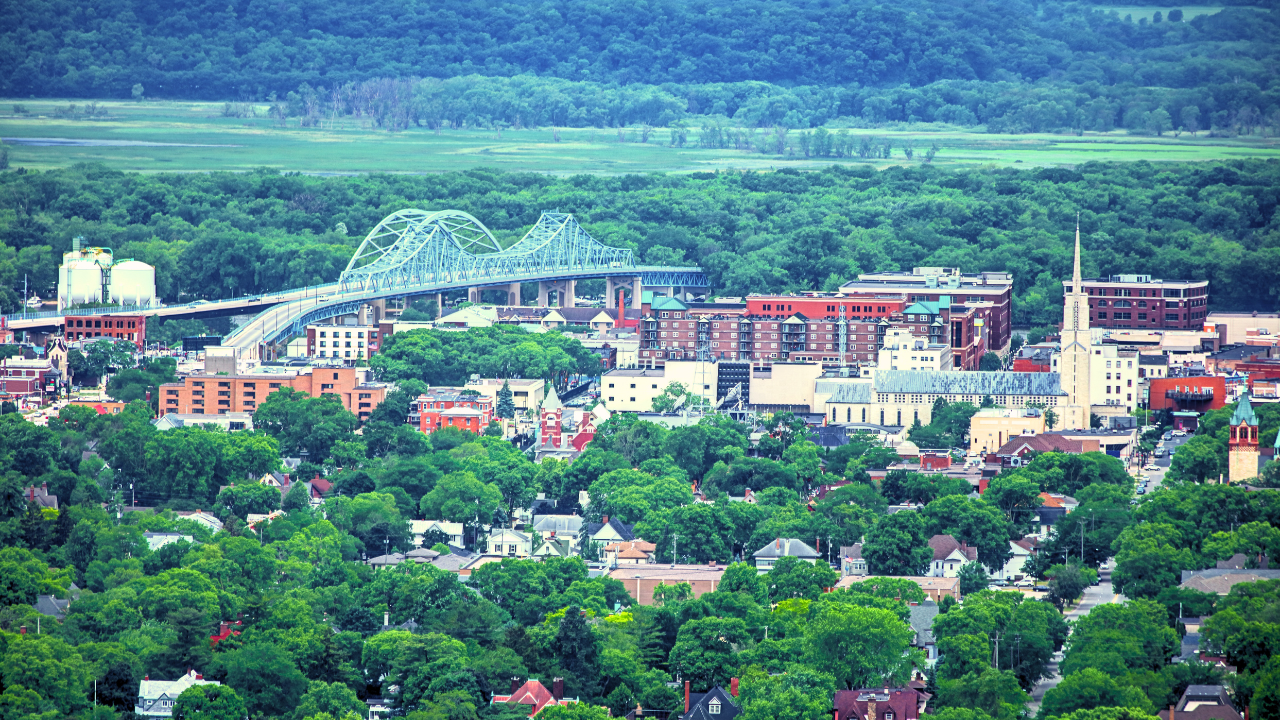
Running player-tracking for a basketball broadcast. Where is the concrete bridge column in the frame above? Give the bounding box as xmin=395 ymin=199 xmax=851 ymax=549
xmin=434 ymin=293 xmax=444 ymax=318
xmin=606 ymin=276 xmax=644 ymax=310
xmin=468 ymin=287 xmax=482 ymax=304
xmin=507 ymin=283 xmax=522 ymax=306
xmin=537 ymin=279 xmax=577 ymax=307
xmin=370 ymin=299 xmax=386 ymax=324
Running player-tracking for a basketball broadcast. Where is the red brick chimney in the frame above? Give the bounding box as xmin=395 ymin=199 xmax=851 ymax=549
xmin=510 ymin=677 xmax=522 ymax=693
xmin=552 ymin=678 xmax=564 ymax=700
xmin=684 ymin=681 xmax=691 ymax=713
xmin=603 ymin=515 xmax=609 ymax=524
xmin=730 ymin=677 xmax=739 ymax=697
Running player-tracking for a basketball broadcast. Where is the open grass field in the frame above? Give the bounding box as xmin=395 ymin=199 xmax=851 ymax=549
xmin=3 ymin=99 xmax=1279 ymax=175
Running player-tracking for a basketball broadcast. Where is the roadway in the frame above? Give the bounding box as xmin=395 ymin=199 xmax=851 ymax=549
xmin=1028 ymin=564 xmax=1124 ymax=713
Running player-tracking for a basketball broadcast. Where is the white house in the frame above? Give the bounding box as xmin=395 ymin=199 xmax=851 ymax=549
xmin=752 ymin=538 xmax=821 ymax=571
xmin=992 ymin=538 xmax=1037 ymax=581
xmin=488 ymin=528 xmax=535 ymax=557
xmin=135 ymin=670 xmax=220 ymax=717
xmin=927 ymin=535 xmax=978 ymax=578
xmin=412 ymin=520 xmax=465 ymax=548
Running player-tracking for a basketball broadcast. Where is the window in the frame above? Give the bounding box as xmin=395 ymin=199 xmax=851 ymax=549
xmin=709 ymin=700 xmax=721 ymax=715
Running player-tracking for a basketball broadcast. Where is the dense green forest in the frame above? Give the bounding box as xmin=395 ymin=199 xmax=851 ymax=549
xmin=3 ymin=0 xmax=1280 ymax=135
xmin=3 ymin=160 xmax=1279 ymax=318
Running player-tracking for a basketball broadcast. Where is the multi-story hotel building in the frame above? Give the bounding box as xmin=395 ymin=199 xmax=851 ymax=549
xmin=159 ymin=366 xmax=387 ymax=421
xmin=636 ymin=266 xmax=1012 ymax=371
xmin=1063 ymin=275 xmax=1209 ymax=330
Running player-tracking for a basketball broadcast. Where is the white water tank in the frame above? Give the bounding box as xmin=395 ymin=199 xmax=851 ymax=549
xmin=59 ymin=259 xmax=103 ymax=307
xmin=109 ymin=259 xmax=156 ymax=306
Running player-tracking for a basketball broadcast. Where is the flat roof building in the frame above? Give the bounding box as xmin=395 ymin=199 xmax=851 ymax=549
xmin=1064 ymin=275 xmax=1209 ymax=331
xmin=159 ymin=366 xmax=387 ymax=421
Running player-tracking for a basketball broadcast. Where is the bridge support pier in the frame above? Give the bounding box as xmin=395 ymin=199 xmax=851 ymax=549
xmin=468 ymin=287 xmax=482 ymax=304
xmin=506 ymin=283 xmax=522 ymax=306
xmin=606 ymin=276 xmax=643 ymax=310
xmin=537 ymin=279 xmax=576 ymax=308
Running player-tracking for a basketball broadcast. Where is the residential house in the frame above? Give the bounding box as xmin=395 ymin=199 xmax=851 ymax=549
xmin=841 ymin=544 xmax=868 ymax=576
xmin=1033 ymin=493 xmax=1078 ymax=538
xmin=20 ymin=484 xmax=58 ymax=510
xmin=832 ymin=686 xmax=930 ymax=720
xmin=33 ymin=595 xmax=70 ymax=621
xmin=991 ymin=434 xmax=1094 ymax=467
xmin=752 ymin=538 xmax=821 ymax=571
xmin=412 ymin=520 xmax=465 ymax=548
xmin=143 ymin=532 xmax=194 ymax=552
xmin=488 ymin=528 xmax=535 ymax=557
xmin=928 ymin=535 xmax=978 ymax=578
xmin=489 ymin=678 xmax=577 ymax=717
xmin=532 ymin=538 xmax=575 ymax=558
xmin=993 ymin=538 xmax=1037 ymax=581
xmin=135 ymin=670 xmax=221 ymax=718
xmin=174 ymin=510 xmax=223 ymax=533
xmin=604 ymin=540 xmax=657 ymax=565
xmin=908 ymin=601 xmax=941 ymax=663
xmin=1179 ymin=568 xmax=1280 ymax=595
xmin=530 ymin=515 xmax=585 ymax=545
xmin=1156 ymin=685 xmax=1242 ymax=720
xmin=681 ymin=683 xmax=741 ymax=719
xmin=582 ymin=517 xmax=637 ymax=548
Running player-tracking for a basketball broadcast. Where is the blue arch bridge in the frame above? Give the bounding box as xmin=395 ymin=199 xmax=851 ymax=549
xmin=5 ymin=211 xmax=708 ymax=361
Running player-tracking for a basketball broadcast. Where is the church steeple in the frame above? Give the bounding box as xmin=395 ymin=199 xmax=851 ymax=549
xmin=1072 ymin=216 xmax=1083 ymax=291
xmin=1057 ymin=215 xmax=1092 ymax=430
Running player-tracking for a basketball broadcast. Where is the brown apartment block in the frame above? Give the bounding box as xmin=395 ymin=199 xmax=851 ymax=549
xmin=159 ymin=366 xmax=388 ymax=421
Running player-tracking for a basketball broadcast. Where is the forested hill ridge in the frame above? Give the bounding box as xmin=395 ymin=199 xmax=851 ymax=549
xmin=2 ymin=160 xmax=1278 ymax=319
xmin=3 ymin=0 xmax=1280 ymax=135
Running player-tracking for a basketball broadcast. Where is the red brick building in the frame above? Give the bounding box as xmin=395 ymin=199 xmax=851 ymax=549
xmin=63 ymin=314 xmax=147 ymax=349
xmin=637 ymin=290 xmax=997 ymax=371
xmin=1147 ymin=376 xmax=1228 ymax=413
xmin=410 ymin=388 xmax=494 ymax=434
xmin=1064 ymin=275 xmax=1209 ymax=331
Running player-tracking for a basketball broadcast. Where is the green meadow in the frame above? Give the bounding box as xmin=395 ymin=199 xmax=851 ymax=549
xmin=3 ymin=99 xmax=1279 ymax=175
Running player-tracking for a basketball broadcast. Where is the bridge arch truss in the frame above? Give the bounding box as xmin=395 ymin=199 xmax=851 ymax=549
xmin=339 ymin=210 xmax=637 ymax=293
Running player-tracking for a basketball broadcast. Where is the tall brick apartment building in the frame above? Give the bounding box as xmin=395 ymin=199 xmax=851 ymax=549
xmin=159 ymin=366 xmax=388 ymax=421
xmin=636 ymin=267 xmax=1012 ymax=371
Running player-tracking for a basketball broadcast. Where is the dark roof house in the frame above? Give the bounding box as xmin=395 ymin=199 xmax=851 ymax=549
xmin=682 ymin=684 xmax=740 ymax=720
xmin=833 ymin=686 xmax=930 ymax=720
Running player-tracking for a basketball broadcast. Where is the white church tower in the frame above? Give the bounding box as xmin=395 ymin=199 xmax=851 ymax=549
xmin=1058 ymin=221 xmax=1092 ymax=430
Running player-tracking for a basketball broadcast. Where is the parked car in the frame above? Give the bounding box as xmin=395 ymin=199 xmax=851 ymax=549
xmin=1172 ymin=430 xmax=1187 ymax=437
xmin=1143 ymin=464 xmax=1159 ymax=471
xmin=1155 ymin=448 xmax=1166 ymax=458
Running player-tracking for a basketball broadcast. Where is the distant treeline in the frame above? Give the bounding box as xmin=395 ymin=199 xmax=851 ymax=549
xmin=3 ymin=0 xmax=1280 ymax=134
xmin=2 ymin=160 xmax=1278 ymax=321
xmin=266 ymin=75 xmax=1280 ymax=139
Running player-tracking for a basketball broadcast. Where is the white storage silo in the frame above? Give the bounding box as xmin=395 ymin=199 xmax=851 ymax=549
xmin=108 ymin=260 xmax=157 ymax=306
xmin=59 ymin=258 xmax=103 ymax=307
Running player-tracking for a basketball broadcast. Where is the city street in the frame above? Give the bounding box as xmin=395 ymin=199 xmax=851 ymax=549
xmin=1028 ymin=565 xmax=1124 ymax=713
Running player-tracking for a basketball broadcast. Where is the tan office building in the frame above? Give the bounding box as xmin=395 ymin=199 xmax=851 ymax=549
xmin=969 ymin=408 xmax=1047 ymax=454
